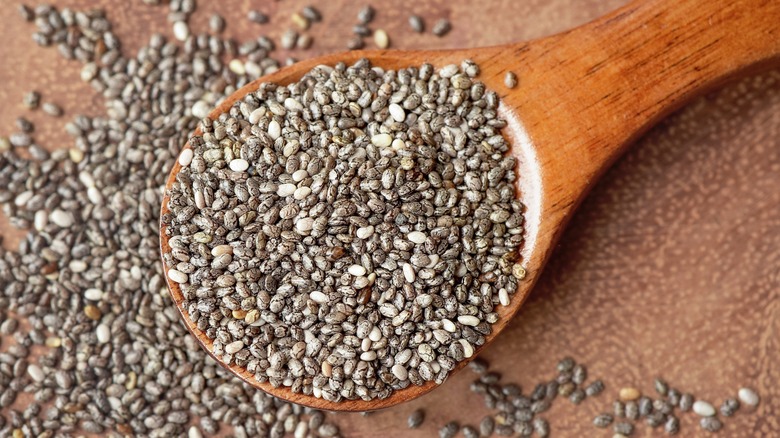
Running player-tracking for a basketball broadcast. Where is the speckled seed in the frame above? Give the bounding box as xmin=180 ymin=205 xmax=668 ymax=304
xmin=679 ymin=393 xmax=694 ymax=411
xmin=593 ymin=414 xmax=613 ymax=428
xmin=409 ymin=15 xmax=424 ymax=33
xmin=613 ymin=422 xmax=633 ymax=436
xmin=700 ymin=417 xmax=722 ymax=432
xmin=654 ymin=378 xmax=669 ymax=396
xmin=664 ymin=415 xmax=679 ymax=435
xmin=720 ymin=398 xmax=740 ymax=417
xmin=619 ymin=387 xmax=641 ymax=401
xmin=532 ymin=418 xmax=549 ymax=437
xmin=692 ymin=400 xmax=715 ymax=417
xmin=432 ymin=19 xmax=451 ymax=37
xmin=738 ymin=387 xmax=760 ymax=407
xmin=407 ymin=409 xmax=424 ymax=429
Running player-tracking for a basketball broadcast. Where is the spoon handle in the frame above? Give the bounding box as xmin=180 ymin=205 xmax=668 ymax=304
xmin=515 ymin=0 xmax=780 ymax=204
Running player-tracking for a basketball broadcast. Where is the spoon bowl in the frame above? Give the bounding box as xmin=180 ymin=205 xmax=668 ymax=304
xmin=161 ymin=0 xmax=780 ymax=411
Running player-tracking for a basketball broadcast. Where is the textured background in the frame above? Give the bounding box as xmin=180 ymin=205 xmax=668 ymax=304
xmin=0 ymin=0 xmax=778 ymax=436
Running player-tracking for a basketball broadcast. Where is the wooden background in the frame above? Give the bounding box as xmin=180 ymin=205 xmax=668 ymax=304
xmin=0 ymin=0 xmax=778 ymax=436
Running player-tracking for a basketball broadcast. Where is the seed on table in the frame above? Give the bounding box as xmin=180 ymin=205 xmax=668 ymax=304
xmin=479 ymin=416 xmax=495 ymax=436
xmin=719 ymin=398 xmax=739 ymax=416
xmin=557 ymin=357 xmax=575 ymax=372
xmin=654 ymin=378 xmax=669 ymax=396
xmin=462 ymin=425 xmax=478 ymax=438
xmin=569 ymin=388 xmax=586 ymax=404
xmin=558 ymin=381 xmax=575 ymax=397
xmin=667 ymin=388 xmax=681 ymax=406
xmin=738 ymin=387 xmax=760 ymax=407
xmin=572 ymin=364 xmax=587 ymax=385
xmin=593 ymin=414 xmax=613 ymax=428
xmin=347 ymin=36 xmax=365 ymax=50
xmin=409 ymin=15 xmax=424 ymax=33
xmin=373 ymin=29 xmax=389 ymax=49
xmin=664 ymin=415 xmax=679 ymax=435
xmin=297 ymin=34 xmax=313 ymax=50
xmin=504 ymin=71 xmax=517 ymax=89
xmin=613 ymin=422 xmax=633 ymax=436
xmin=638 ymin=396 xmax=653 ymax=416
xmin=614 ymin=400 xmax=626 ymax=417
xmin=0 ymin=137 xmax=9 ymax=152
xmin=15 ymin=117 xmax=33 ymax=133
xmin=439 ymin=421 xmax=459 ymax=438
xmin=281 ymin=29 xmax=298 ymax=49
xmin=209 ymin=14 xmax=225 ymax=33
xmin=23 ymin=91 xmax=40 ymax=109
xmin=172 ymin=21 xmax=189 ymax=41
xmin=248 ymin=10 xmax=268 ymax=24
xmin=532 ymin=418 xmax=549 ymax=437
xmin=407 ymin=409 xmax=424 ymax=429
xmin=700 ymin=416 xmax=723 ymax=432
xmin=679 ymin=393 xmax=694 ymax=411
xmin=625 ymin=401 xmax=639 ymax=420
xmin=302 ymin=6 xmax=322 ymax=22
xmin=41 ymin=102 xmax=62 ymax=117
xmin=693 ymin=400 xmax=715 ymax=417
xmin=357 ymin=5 xmax=374 ymax=24
xmin=291 ymin=12 xmax=309 ymax=30
xmin=619 ymin=387 xmax=641 ymax=401
xmin=18 ymin=4 xmax=34 ymax=21
xmin=432 ymin=19 xmax=451 ymax=36
xmin=645 ymin=411 xmax=665 ymax=428
xmin=585 ymin=379 xmax=605 ymax=397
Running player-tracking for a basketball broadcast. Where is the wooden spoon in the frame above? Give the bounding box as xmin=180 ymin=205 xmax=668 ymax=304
xmin=160 ymin=0 xmax=780 ymax=411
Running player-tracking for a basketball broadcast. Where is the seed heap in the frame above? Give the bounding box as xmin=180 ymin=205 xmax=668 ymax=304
xmin=595 ymin=378 xmax=761 ymax=436
xmin=0 ymin=2 xmax=348 ymax=437
xmin=163 ymin=58 xmax=527 ymax=402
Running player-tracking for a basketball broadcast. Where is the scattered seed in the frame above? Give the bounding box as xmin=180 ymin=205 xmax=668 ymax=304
xmin=357 ymin=5 xmax=375 ymax=24
xmin=407 ymin=409 xmax=425 ymax=428
xmin=248 ymin=10 xmax=269 ymax=24
xmin=209 ymin=14 xmax=225 ymax=33
xmin=700 ymin=416 xmax=723 ymax=432
xmin=504 ymin=71 xmax=517 ymax=88
xmin=432 ymin=19 xmax=451 ymax=36
xmin=41 ymin=102 xmax=62 ymax=117
xmin=593 ymin=414 xmax=613 ymax=428
xmin=302 ymin=6 xmax=322 ymax=22
xmin=409 ymin=15 xmax=424 ymax=33
xmin=720 ymin=398 xmax=740 ymax=417
xmin=614 ymin=422 xmax=634 ymax=436
xmin=738 ymin=387 xmax=759 ymax=407
xmin=373 ymin=29 xmax=389 ymax=49
xmin=619 ymin=387 xmax=641 ymax=401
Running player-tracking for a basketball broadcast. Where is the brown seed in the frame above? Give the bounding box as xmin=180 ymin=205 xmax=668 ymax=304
xmin=84 ymin=305 xmax=102 ymax=320
xmin=358 ymin=287 xmax=372 ymax=305
xmin=619 ymin=387 xmax=641 ymax=401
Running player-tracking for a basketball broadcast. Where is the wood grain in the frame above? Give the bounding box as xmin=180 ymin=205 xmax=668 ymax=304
xmin=1 ymin=0 xmax=778 ymax=436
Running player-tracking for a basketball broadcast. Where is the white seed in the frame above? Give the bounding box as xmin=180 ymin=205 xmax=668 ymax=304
xmin=33 ymin=210 xmax=48 ymax=231
xmin=321 ymin=361 xmax=332 ymax=377
xmin=96 ymin=324 xmax=110 ymax=344
xmin=295 ymin=217 xmax=314 ymax=234
xmin=458 ymin=315 xmax=480 ymax=326
xmin=50 ymin=210 xmax=74 ymax=228
xmin=292 ymin=169 xmax=309 ymax=182
xmin=225 ymin=340 xmax=244 ymax=354
xmin=738 ymin=388 xmax=760 ymax=407
xmin=371 ymin=133 xmax=393 ymax=147
xmin=211 ymin=245 xmax=233 ymax=257
xmin=14 ymin=191 xmax=32 ymax=207
xmin=401 ymin=263 xmax=415 ymax=283
xmin=167 ymin=269 xmax=188 ymax=284
xmin=178 ymin=149 xmax=194 ymax=166
xmin=442 ymin=319 xmax=457 ymax=333
xmin=294 ymin=422 xmax=308 ymax=438
xmin=27 ymin=364 xmax=45 ymax=382
xmin=69 ymin=260 xmax=87 ymax=273
xmin=191 ymin=101 xmax=211 ymax=119
xmin=693 ymin=401 xmax=716 ymax=417
xmin=277 ymin=183 xmax=296 ymax=197
xmin=172 ymin=21 xmax=190 ymax=41
xmin=78 ymin=171 xmax=95 ymax=188
xmin=229 ymin=159 xmax=249 ymax=172
xmin=459 ymin=339 xmax=474 ymax=358
xmin=427 ymin=254 xmax=440 ymax=268
xmin=284 ymin=97 xmax=304 ymax=112
xmin=368 ymin=326 xmax=382 ymax=342
xmin=268 ymin=120 xmax=281 ymax=139
xmin=353 ymin=276 xmax=369 ymax=288
xmin=388 ymin=103 xmax=405 ymax=122
xmin=391 ymin=138 xmax=405 ymax=150
xmin=348 ymin=264 xmax=367 ymax=277
xmin=361 ymin=338 xmax=372 ymax=352
xmin=293 ymin=186 xmax=311 ymax=200
xmin=499 ymin=288 xmax=510 ymax=306
xmin=68 ymin=148 xmax=84 ymax=163
xmin=407 ymin=231 xmax=426 ymax=244
xmin=392 ymin=364 xmax=408 ymax=380
xmin=84 ymin=288 xmax=104 ymax=301
xmin=356 ymin=225 xmax=374 ymax=239
xmin=310 ymin=291 xmax=328 ymax=304
xmin=87 ymin=186 xmax=103 ymax=204
xmin=248 ymin=107 xmax=265 ymax=124
xmin=228 ymin=59 xmax=245 ymax=75
xmin=188 ymin=426 xmax=203 ymax=438
xmin=373 ymin=29 xmax=389 ymax=49
xmin=360 ymin=351 xmax=377 ymax=361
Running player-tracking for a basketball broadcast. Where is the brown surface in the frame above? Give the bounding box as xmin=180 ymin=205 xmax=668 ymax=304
xmin=2 ymin=0 xmax=779 ymax=436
